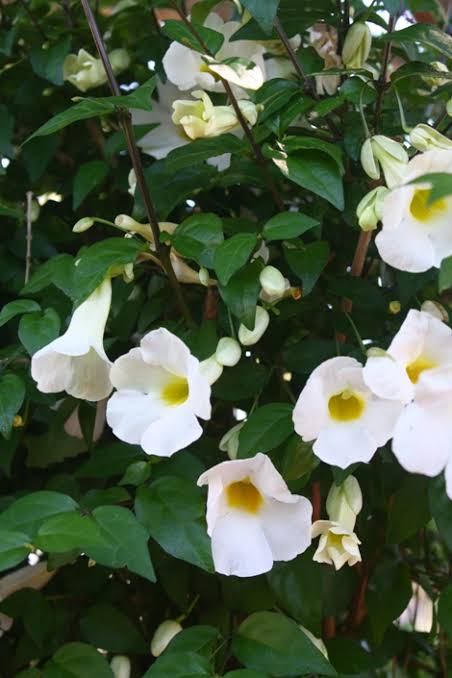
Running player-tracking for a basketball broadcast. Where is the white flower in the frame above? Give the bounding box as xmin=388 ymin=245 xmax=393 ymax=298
xmin=238 ymin=306 xmax=270 ymax=346
xmin=31 ymin=278 xmax=112 ymax=402
xmin=259 ymin=266 xmax=286 ymax=299
xmin=199 ymin=354 xmax=224 ymax=385
xmin=326 ymin=475 xmax=362 ymax=531
xmin=198 ymin=453 xmax=312 ymax=577
xmin=64 ymin=399 xmax=107 ymax=442
xmin=308 ymin=25 xmax=341 ymax=96
xmin=360 ymin=136 xmax=408 ymax=188
xmin=363 ymin=309 xmax=452 ymax=404
xmin=293 ymin=356 xmax=403 ymax=469
xmin=63 ymin=48 xmax=129 ymax=92
xmin=162 ymin=13 xmax=266 ymax=96
xmin=312 ymin=520 xmax=362 ymax=570
xmin=342 ymin=22 xmax=372 ymax=70
xmin=106 ymin=328 xmax=211 ymax=457
xmin=396 ymin=582 xmax=434 ymax=633
xmin=150 ymin=620 xmax=183 ymax=657
xmin=375 ymin=150 xmax=452 ymax=272
xmin=172 ymin=90 xmax=258 ymax=140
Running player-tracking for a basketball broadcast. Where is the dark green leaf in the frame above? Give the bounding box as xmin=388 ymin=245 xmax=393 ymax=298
xmin=238 ymin=403 xmax=294 ymax=458
xmin=284 ymin=241 xmax=329 ymax=294
xmin=0 ymin=299 xmax=41 ymax=327
xmin=438 ymin=584 xmax=452 ymax=636
xmin=240 ymin=0 xmax=280 ymax=33
xmin=30 ymin=37 xmax=71 ymax=85
xmin=73 ymin=160 xmax=109 ymax=209
xmin=286 ymin=151 xmax=344 ymax=209
xmin=429 ymin=475 xmax=452 ymax=551
xmin=18 ymin=308 xmax=61 ymax=355
xmin=22 ymin=134 xmax=60 ymax=182
xmin=0 ymin=530 xmax=31 ymax=571
xmin=173 ymin=213 xmax=223 ymax=268
xmin=214 ymin=233 xmax=257 ymax=285
xmin=21 ymin=253 xmax=76 ymax=298
xmin=143 ymin=651 xmax=212 ymax=678
xmin=166 ymin=625 xmax=219 ymax=655
xmin=0 ymin=374 xmax=25 ymax=437
xmin=44 ymin=642 xmax=114 ymax=678
xmin=383 ymin=23 xmax=452 ymax=60
xmin=165 ymin=135 xmax=244 ymax=172
xmin=161 ymin=19 xmax=224 ymax=54
xmin=0 ymin=491 xmax=78 ymax=536
xmin=366 ymin=560 xmax=412 ymax=644
xmin=439 ymin=255 xmax=452 ymax=292
xmin=80 ymin=603 xmax=147 ymax=653
xmin=218 ymin=261 xmax=261 ymax=328
xmin=387 ymin=475 xmax=430 ymax=543
xmin=262 ymin=212 xmax=319 ymax=241
xmin=36 ymin=511 xmax=103 ymax=552
xmin=0 ymin=105 xmax=14 ymax=156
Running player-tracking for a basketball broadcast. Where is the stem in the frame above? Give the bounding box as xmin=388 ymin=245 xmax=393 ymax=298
xmin=168 ymin=0 xmax=284 ymax=211
xmin=80 ymin=0 xmax=193 ymax=326
xmin=25 ymin=191 xmax=33 ymax=284
xmin=311 ymin=480 xmax=321 ymax=522
xmin=394 ymin=86 xmax=410 ymax=133
xmin=373 ymin=16 xmax=395 ymax=132
xmin=339 ymin=229 xmax=372 ymax=332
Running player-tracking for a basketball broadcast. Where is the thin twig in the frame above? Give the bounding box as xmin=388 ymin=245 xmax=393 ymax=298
xmin=168 ymin=0 xmax=284 ymax=211
xmin=341 ymin=230 xmax=372 ymax=315
xmin=25 ymin=191 xmax=33 ymax=284
xmin=374 ymin=16 xmax=395 ymax=132
xmin=80 ymin=0 xmax=193 ymax=326
xmin=18 ymin=0 xmax=47 ymax=40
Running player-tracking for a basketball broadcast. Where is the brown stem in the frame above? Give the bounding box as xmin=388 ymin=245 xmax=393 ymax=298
xmin=349 ymin=567 xmax=369 ymax=628
xmin=168 ymin=0 xmax=284 ymax=211
xmin=80 ymin=0 xmax=193 ymax=326
xmin=311 ymin=480 xmax=321 ymax=522
xmin=25 ymin=191 xmax=33 ymax=284
xmin=322 ymin=615 xmax=336 ymax=639
xmin=341 ymin=229 xmax=372 ymax=316
xmin=374 ymin=16 xmax=395 ymax=132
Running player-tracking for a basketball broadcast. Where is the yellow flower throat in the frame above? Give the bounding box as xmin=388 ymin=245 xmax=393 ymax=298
xmin=410 ymin=189 xmax=447 ymax=223
xmin=226 ymin=478 xmax=263 ymax=514
xmin=328 ymin=390 xmax=365 ymax=422
xmin=162 ymin=377 xmax=189 ymax=406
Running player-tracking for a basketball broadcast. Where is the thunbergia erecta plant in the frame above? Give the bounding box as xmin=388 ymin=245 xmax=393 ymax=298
xmin=1 ymin=1 xmax=452 ymax=675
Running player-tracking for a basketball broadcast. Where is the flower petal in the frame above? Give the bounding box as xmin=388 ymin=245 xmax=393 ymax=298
xmin=140 ymin=405 xmax=203 ymax=456
xmin=140 ymin=327 xmax=192 ymax=377
xmin=211 ymin=512 xmax=273 ymax=577
xmin=314 ymin=421 xmax=377 ymax=468
xmin=110 ymin=347 xmax=170 ymax=393
xmin=363 ymin=355 xmax=414 ymax=403
xmin=260 ymin=496 xmax=312 ymax=561
xmin=360 ymin=397 xmax=403 ymax=447
xmin=375 ymin=221 xmax=435 ymax=273
xmin=107 ymin=390 xmax=165 ymax=445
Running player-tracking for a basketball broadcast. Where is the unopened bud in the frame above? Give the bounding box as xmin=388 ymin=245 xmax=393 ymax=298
xmin=421 ymin=300 xmax=449 ymax=322
xmin=259 ymin=266 xmax=286 ymax=299
xmin=199 ymin=354 xmax=223 ymax=385
xmin=326 ymin=475 xmax=362 ymax=532
xmin=30 ymin=200 xmax=40 ymax=223
xmin=448 ymin=98 xmax=452 ymax=117
xmin=73 ymin=217 xmax=94 ymax=233
xmin=199 ymin=267 xmax=210 ymax=286
xmin=342 ymin=22 xmax=372 ymax=69
xmin=219 ymin=422 xmax=244 ymax=460
xmin=216 ymin=337 xmax=242 ymax=367
xmin=123 ymin=263 xmax=134 ymax=283
xmin=150 ymin=620 xmax=183 ymax=657
xmin=238 ymin=306 xmax=270 ymax=346
xmin=356 ymin=186 xmax=388 ymax=231
xmin=110 ymin=655 xmax=131 ymax=678
xmin=361 ymin=135 xmax=408 ymax=188
xmin=109 ymin=49 xmax=131 ymax=74
xmin=114 ymin=214 xmax=153 ymax=241
xmin=389 ymin=300 xmax=401 ymax=314
xmin=409 ymin=124 xmax=452 ymax=152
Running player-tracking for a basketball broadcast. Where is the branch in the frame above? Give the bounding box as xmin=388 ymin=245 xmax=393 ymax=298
xmin=341 ymin=230 xmax=373 ymax=315
xmin=80 ymin=0 xmax=193 ymax=326
xmin=169 ymin=0 xmax=284 ymax=211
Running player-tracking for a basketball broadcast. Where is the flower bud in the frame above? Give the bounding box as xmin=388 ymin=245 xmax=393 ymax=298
xmin=109 ymin=49 xmax=131 ymax=74
xmin=238 ymin=306 xmax=270 ymax=346
xmin=30 ymin=200 xmax=40 ymax=223
xmin=326 ymin=475 xmax=362 ymax=532
xmin=389 ymin=300 xmax=401 ymax=315
xmin=150 ymin=620 xmax=183 ymax=658
xmin=356 ymin=186 xmax=388 ymax=231
xmin=219 ymin=422 xmax=244 ymax=460
xmin=110 ymin=655 xmax=131 ymax=678
xmin=361 ymin=135 xmax=408 ymax=188
xmin=259 ymin=266 xmax=286 ymax=299
xmin=447 ymin=98 xmax=452 ymax=117
xmin=216 ymin=337 xmax=242 ymax=367
xmin=114 ymin=214 xmax=153 ymax=241
xmin=199 ymin=354 xmax=223 ymax=385
xmin=13 ymin=415 xmax=24 ymax=428
xmin=199 ymin=267 xmax=210 ymax=287
xmin=342 ymin=22 xmax=372 ymax=69
xmin=409 ymin=124 xmax=452 ymax=152
xmin=73 ymin=217 xmax=95 ymax=233
xmin=423 ymin=61 xmax=449 ymax=88
xmin=421 ymin=300 xmax=449 ymax=322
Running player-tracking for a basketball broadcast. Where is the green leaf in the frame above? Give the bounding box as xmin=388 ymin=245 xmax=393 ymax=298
xmin=0 ymin=374 xmax=25 ymax=437
xmin=0 ymin=299 xmax=41 ymax=328
xmin=191 ymin=0 xmax=222 ymax=24
xmin=35 ymin=511 xmax=103 ymax=552
xmin=225 ymin=672 xmax=269 ymax=678
xmin=119 ymin=461 xmax=151 ymax=486
xmin=429 ymin=475 xmax=452 ymax=551
xmin=166 ymin=626 xmax=219 ymax=655
xmin=172 ymin=213 xmax=224 ymax=268
xmin=76 ymin=442 xmax=142 ymax=479
xmin=438 ymin=584 xmax=452 ymax=636
xmin=26 ymin=78 xmax=156 ymax=142
xmin=73 ymin=160 xmax=109 ymax=209
xmin=387 ymin=475 xmax=430 ymax=543
xmin=80 ymin=603 xmax=147 ymax=653
xmin=22 ymin=134 xmax=60 ymax=182
xmin=74 ymin=237 xmax=143 ymax=301
xmin=0 ymin=105 xmax=14 ymax=156
xmin=143 ymin=651 xmax=212 ymax=678
xmin=262 ymin=212 xmax=319 ymax=241
xmin=238 ymin=403 xmax=294 ymax=458
xmin=218 ymin=260 xmax=261 ymax=329
xmin=0 ymin=530 xmax=31 ymax=571
xmin=232 ymin=611 xmax=336 ymax=677
xmin=18 ymin=308 xmax=61 ymax=355
xmin=366 ymin=560 xmax=412 ymax=644
xmin=161 ymin=19 xmax=224 ymax=54
xmin=30 ymin=37 xmax=71 ymax=85
xmin=165 ymin=135 xmax=245 ymax=172
xmin=283 ymin=137 xmax=344 ymax=174
xmin=87 ymin=505 xmax=155 ymax=582
xmin=383 ymin=23 xmax=452 ymax=60
xmin=135 ymin=476 xmax=213 ymax=572
xmin=241 ymin=0 xmax=280 ymax=34
xmin=439 ymin=255 xmax=452 ymax=292
xmin=0 ymin=491 xmax=78 ymax=536
xmin=44 ymin=642 xmax=114 ymax=678
xmin=214 ymin=233 xmax=257 ymax=285
xmin=284 ymin=241 xmax=329 ymax=294
xmin=21 ymin=253 xmax=76 ymax=298
xmin=286 ymin=151 xmax=344 ymax=209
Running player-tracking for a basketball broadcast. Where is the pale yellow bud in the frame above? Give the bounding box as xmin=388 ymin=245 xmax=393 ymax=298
xmin=326 ymin=476 xmax=362 ymax=532
xmin=219 ymin=422 xmax=244 ymax=460
xmin=216 ymin=337 xmax=242 ymax=367
xmin=110 ymin=656 xmax=131 ymax=678
xmin=409 ymin=124 xmax=452 ymax=152
xmin=342 ymin=22 xmax=372 ymax=69
xmin=238 ymin=306 xmax=270 ymax=346
xmin=356 ymin=186 xmax=388 ymax=231
xmin=199 ymin=267 xmax=210 ymax=287
xmin=114 ymin=214 xmax=153 ymax=241
xmin=259 ymin=266 xmax=286 ymax=299
xmin=109 ymin=49 xmax=131 ymax=74
xmin=447 ymin=98 xmax=452 ymax=117
xmin=420 ymin=300 xmax=449 ymax=322
xmin=389 ymin=300 xmax=401 ymax=314
xmin=30 ymin=200 xmax=40 ymax=223
xmin=73 ymin=217 xmax=95 ymax=233
xmin=150 ymin=620 xmax=183 ymax=658
xmin=361 ymin=136 xmax=408 ymax=188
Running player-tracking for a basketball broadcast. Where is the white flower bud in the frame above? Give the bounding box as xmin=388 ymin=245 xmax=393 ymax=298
xmin=109 ymin=49 xmax=131 ymax=74
xmin=219 ymin=422 xmax=244 ymax=460
xmin=238 ymin=306 xmax=270 ymax=346
xmin=259 ymin=266 xmax=286 ymax=299
xmin=110 ymin=655 xmax=131 ymax=678
xmin=30 ymin=200 xmax=40 ymax=223
xmin=409 ymin=124 xmax=452 ymax=152
xmin=216 ymin=337 xmax=242 ymax=367
xmin=356 ymin=186 xmax=388 ymax=231
xmin=342 ymin=22 xmax=372 ymax=69
xmin=150 ymin=620 xmax=183 ymax=658
xmin=73 ymin=217 xmax=94 ymax=233
xmin=199 ymin=267 xmax=210 ymax=287
xmin=361 ymin=135 xmax=408 ymax=188
xmin=199 ymin=354 xmax=223 ymax=385
xmin=447 ymin=98 xmax=452 ymax=117
xmin=114 ymin=214 xmax=154 ymax=241
xmin=360 ymin=138 xmax=380 ymax=180
xmin=420 ymin=300 xmax=449 ymax=322
xmin=326 ymin=476 xmax=362 ymax=532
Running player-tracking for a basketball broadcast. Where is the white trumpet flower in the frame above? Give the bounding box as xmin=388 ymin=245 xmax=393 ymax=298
xmin=375 ymin=149 xmax=452 ymax=272
xmin=106 ymin=328 xmax=211 ymax=457
xmin=31 ymin=278 xmax=112 ymax=402
xmin=293 ymin=357 xmax=403 ymax=468
xmin=198 ymin=453 xmax=312 ymax=577
xmin=363 ymin=309 xmax=452 ymax=404
xmin=311 ymin=520 xmax=362 ymax=570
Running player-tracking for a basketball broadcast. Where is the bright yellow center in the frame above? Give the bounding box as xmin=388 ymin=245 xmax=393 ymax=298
xmin=328 ymin=390 xmax=365 ymax=422
xmin=161 ymin=377 xmax=189 ymax=406
xmin=409 ymin=189 xmax=447 ymax=223
xmin=327 ymin=531 xmax=344 ymax=549
xmin=405 ymin=357 xmax=437 ymax=384
xmin=226 ymin=479 xmax=263 ymax=514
